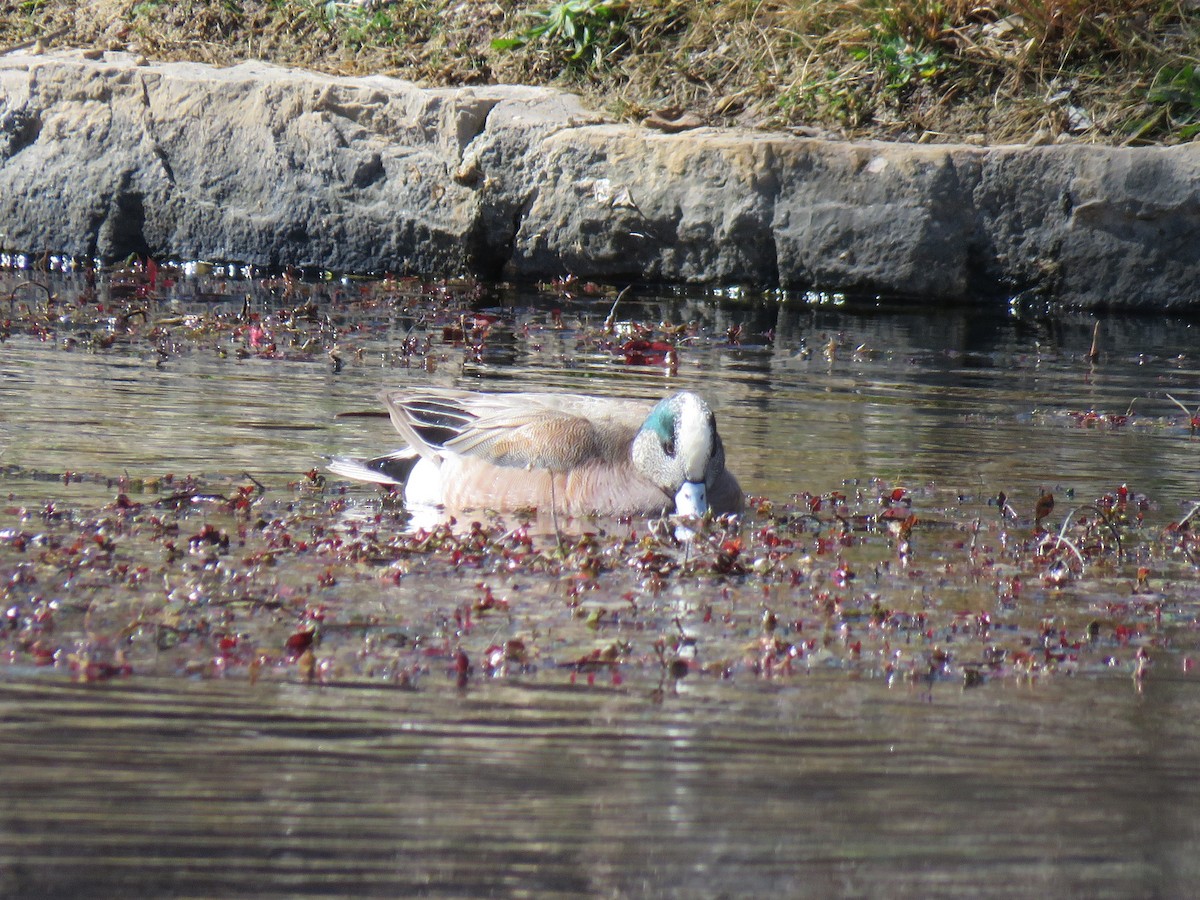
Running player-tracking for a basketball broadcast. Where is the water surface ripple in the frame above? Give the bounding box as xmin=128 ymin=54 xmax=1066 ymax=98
xmin=2 ymin=675 xmax=1198 ymax=898
xmin=1 ymin=272 xmax=1199 ymax=897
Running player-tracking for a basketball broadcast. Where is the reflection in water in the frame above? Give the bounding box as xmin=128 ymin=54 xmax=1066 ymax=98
xmin=2 ymin=281 xmax=1198 ymax=512
xmin=1 ymin=270 xmax=1200 ymax=896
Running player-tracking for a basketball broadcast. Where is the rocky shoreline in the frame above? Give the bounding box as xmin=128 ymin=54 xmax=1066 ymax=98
xmin=2 ymin=50 xmax=1199 ymax=309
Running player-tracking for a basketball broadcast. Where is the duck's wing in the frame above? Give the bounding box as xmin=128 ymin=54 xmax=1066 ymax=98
xmin=380 ymin=389 xmax=652 ymax=472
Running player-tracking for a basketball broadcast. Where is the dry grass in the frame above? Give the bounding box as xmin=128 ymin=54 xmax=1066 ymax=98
xmin=2 ymin=0 xmax=1199 ymax=144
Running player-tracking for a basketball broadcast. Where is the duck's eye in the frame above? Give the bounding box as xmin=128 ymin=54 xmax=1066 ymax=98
xmin=662 ymin=438 xmax=676 ymax=457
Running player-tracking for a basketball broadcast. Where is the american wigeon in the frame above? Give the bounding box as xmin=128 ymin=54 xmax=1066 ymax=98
xmin=329 ymin=388 xmax=744 ymax=518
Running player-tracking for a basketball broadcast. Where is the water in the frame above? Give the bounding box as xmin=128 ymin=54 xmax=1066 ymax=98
xmin=1 ymin=268 xmax=1199 ymax=897
xmin=3 ymin=675 xmax=1199 ymax=897
xmin=4 ymin=279 xmax=1198 ymax=508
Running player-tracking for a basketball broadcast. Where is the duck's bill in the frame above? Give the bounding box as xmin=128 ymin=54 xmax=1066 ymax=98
xmin=674 ymin=480 xmax=707 ymax=517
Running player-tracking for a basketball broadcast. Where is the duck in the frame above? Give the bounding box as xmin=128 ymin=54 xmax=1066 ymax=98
xmin=328 ymin=388 xmax=744 ymax=518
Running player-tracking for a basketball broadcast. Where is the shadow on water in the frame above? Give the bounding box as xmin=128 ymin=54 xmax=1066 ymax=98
xmin=1 ymin=267 xmax=1199 ymax=897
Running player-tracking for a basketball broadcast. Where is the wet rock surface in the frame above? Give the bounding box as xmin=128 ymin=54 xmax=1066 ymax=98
xmin=2 ymin=50 xmax=1199 ymax=309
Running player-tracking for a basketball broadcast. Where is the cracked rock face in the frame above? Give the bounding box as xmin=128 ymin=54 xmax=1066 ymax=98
xmin=2 ymin=51 xmax=1200 ymax=308
xmin=0 ymin=52 xmax=597 ymax=276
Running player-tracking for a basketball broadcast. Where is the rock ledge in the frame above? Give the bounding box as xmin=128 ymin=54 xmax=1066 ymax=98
xmin=2 ymin=51 xmax=1198 ymax=309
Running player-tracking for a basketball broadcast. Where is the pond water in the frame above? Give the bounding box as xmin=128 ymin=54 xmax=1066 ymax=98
xmin=1 ymin=266 xmax=1199 ymax=897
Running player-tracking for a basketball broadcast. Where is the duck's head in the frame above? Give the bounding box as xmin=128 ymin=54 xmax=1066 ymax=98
xmin=632 ymin=392 xmax=727 ymax=516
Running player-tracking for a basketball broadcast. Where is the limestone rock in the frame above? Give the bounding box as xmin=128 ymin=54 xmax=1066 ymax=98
xmin=2 ymin=50 xmax=1200 ymax=309
xmin=0 ymin=51 xmax=602 ymax=274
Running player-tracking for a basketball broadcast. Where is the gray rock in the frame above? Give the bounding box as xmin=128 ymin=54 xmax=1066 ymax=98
xmin=2 ymin=50 xmax=1199 ymax=308
xmin=0 ymin=52 xmax=603 ymax=275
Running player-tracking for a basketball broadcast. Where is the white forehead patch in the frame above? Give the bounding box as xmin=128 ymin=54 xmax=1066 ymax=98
xmin=676 ymin=394 xmax=714 ymax=481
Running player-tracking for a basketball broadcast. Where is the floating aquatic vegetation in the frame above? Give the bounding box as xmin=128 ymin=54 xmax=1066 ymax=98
xmin=2 ymin=260 xmax=1199 ymax=699
xmin=0 ymin=458 xmax=1196 ymax=698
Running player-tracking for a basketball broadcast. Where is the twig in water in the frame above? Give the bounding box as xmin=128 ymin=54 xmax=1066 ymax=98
xmin=789 ymin=513 xmax=825 ymax=534
xmin=1062 ymin=504 xmax=1123 ymax=557
xmin=1038 ymin=528 xmax=1086 ymax=573
xmin=1165 ymin=392 xmax=1199 ymax=436
xmin=6 ymin=280 xmax=51 ymax=312
xmin=1088 ymin=320 xmax=1101 ymax=364
xmin=1177 ymin=501 xmax=1200 ymax=531
xmin=603 ymin=285 xmax=633 ymax=334
xmin=1165 ymin=392 xmax=1192 ymax=415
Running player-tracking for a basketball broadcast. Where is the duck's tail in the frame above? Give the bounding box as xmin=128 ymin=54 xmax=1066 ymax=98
xmin=326 ymin=448 xmax=420 ymax=486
